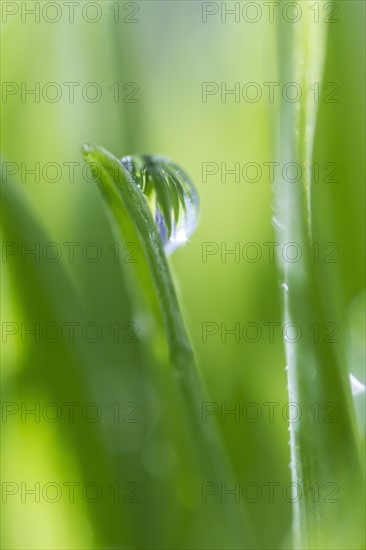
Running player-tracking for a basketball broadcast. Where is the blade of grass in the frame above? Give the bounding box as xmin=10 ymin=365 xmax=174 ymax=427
xmin=0 ymin=177 xmax=135 ymax=546
xmin=274 ymin=5 xmax=365 ymax=549
xmin=82 ymin=144 xmax=255 ymax=548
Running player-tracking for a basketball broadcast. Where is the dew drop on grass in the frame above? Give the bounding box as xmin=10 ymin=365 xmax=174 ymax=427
xmin=121 ymin=155 xmax=199 ymax=254
xmin=350 ymin=373 xmax=366 ymax=396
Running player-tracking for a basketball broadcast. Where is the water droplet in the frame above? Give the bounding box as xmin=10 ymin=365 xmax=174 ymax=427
xmin=272 ymin=217 xmax=283 ymax=230
xmin=121 ymin=155 xmax=199 ymax=254
xmin=350 ymin=373 xmax=366 ymax=396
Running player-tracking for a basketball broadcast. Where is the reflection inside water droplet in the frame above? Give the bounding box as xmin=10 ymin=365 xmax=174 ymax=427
xmin=121 ymin=155 xmax=199 ymax=254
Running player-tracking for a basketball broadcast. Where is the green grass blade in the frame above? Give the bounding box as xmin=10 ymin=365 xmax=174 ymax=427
xmin=0 ymin=177 xmax=136 ymax=545
xmin=274 ymin=7 xmax=365 ymax=549
xmin=82 ymin=144 xmax=255 ymax=548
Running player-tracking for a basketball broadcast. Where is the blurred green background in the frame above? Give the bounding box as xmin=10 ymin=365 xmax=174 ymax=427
xmin=1 ymin=1 xmax=365 ymax=549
